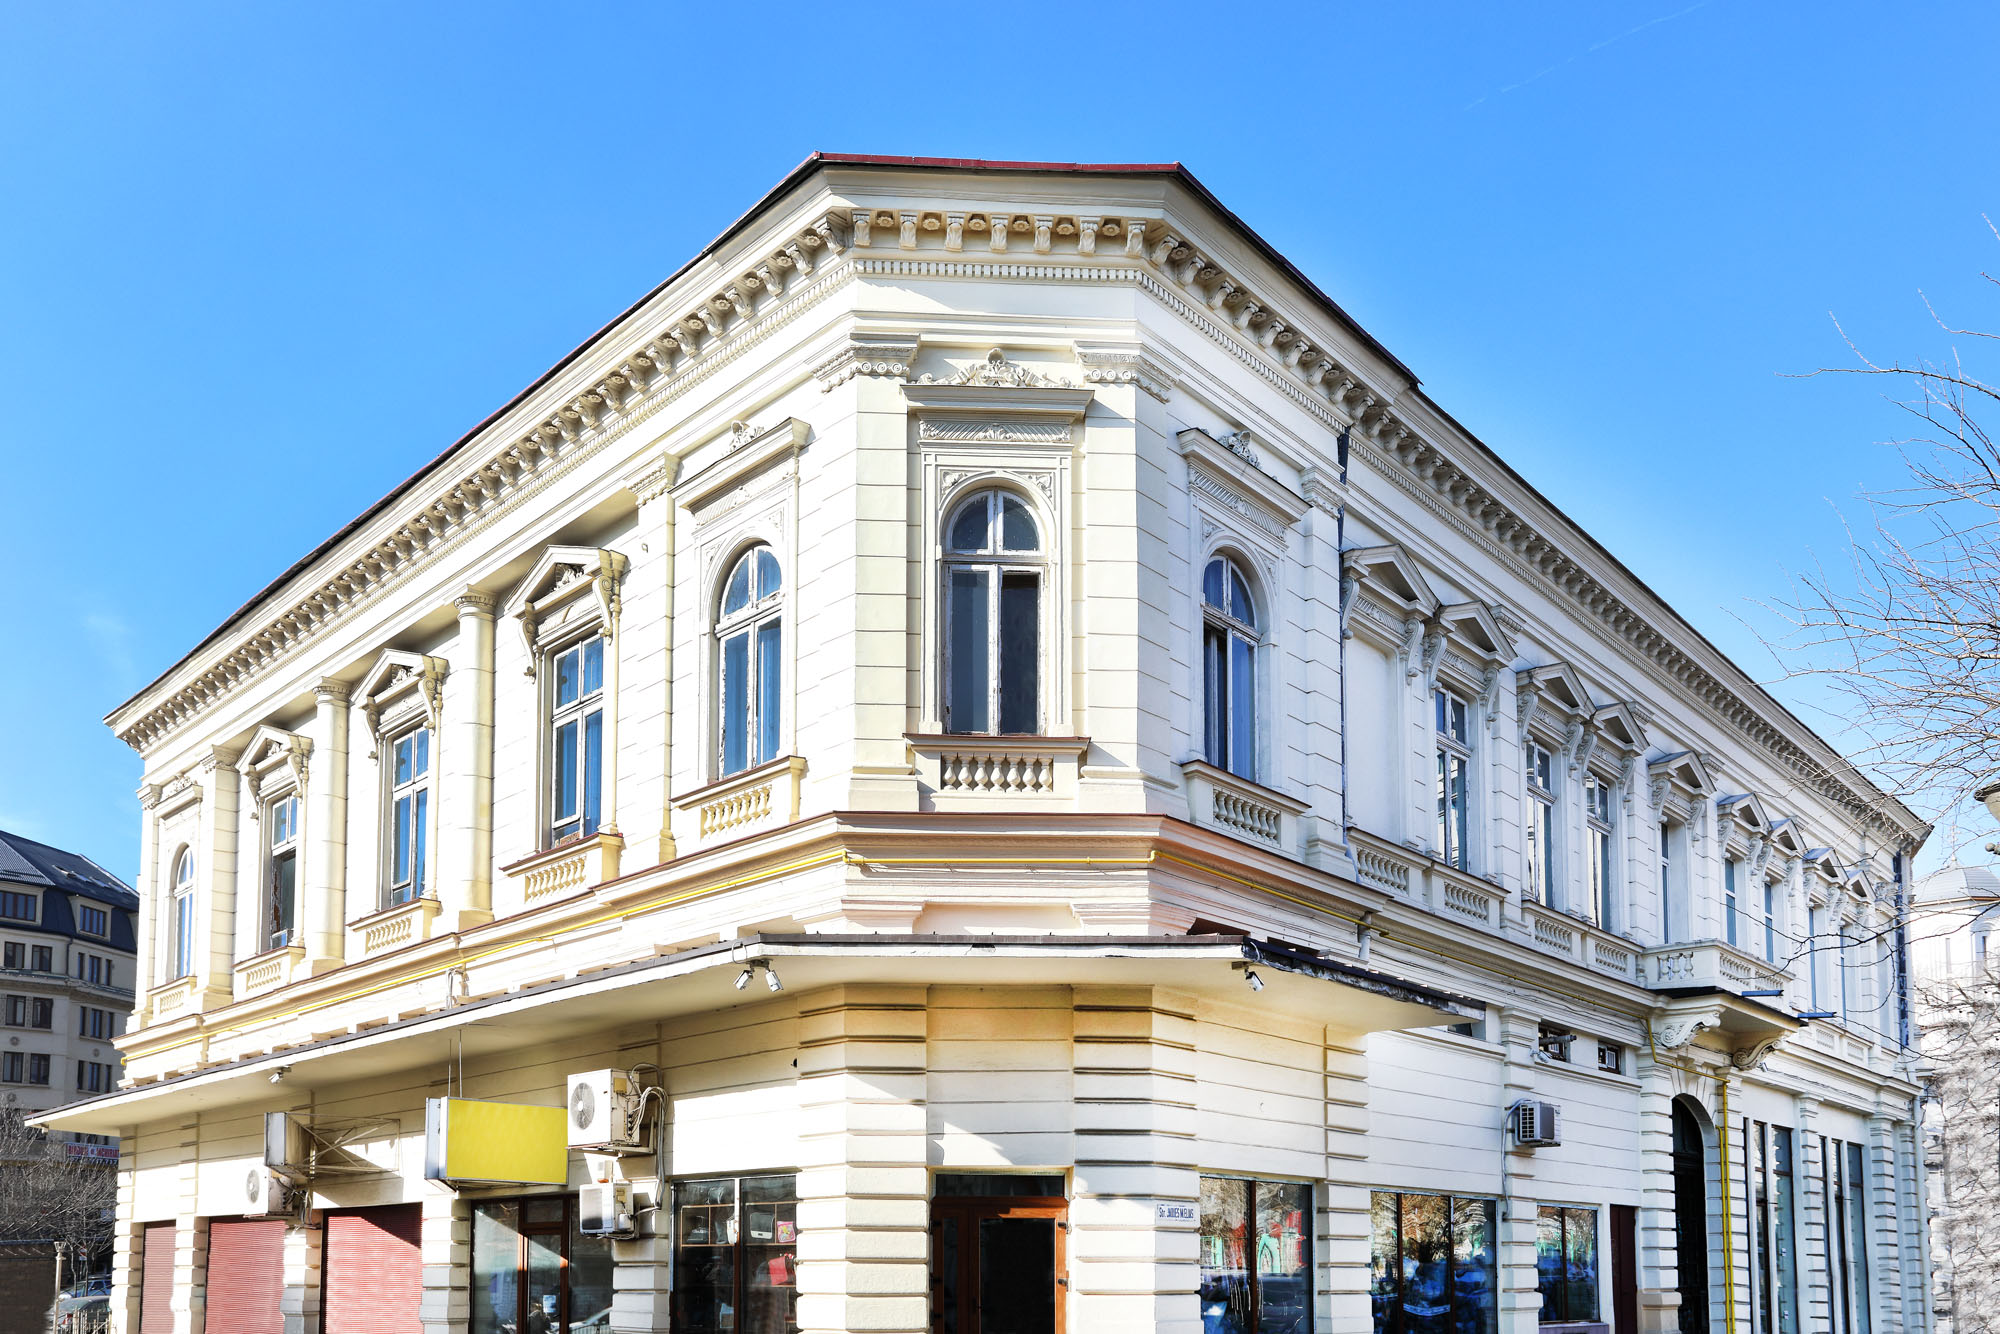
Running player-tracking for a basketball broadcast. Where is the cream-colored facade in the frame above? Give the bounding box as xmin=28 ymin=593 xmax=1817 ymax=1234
xmin=47 ymin=155 xmax=1931 ymax=1334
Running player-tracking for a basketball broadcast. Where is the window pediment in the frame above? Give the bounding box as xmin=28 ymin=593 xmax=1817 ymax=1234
xmin=1177 ymin=428 xmax=1310 ymax=538
xmin=239 ymin=724 xmax=311 ymax=803
xmin=358 ymin=649 xmax=448 ymax=742
xmin=1590 ymin=701 xmax=1647 ymax=756
xmin=904 ymin=349 xmax=1094 ymax=445
xmin=673 ymin=417 xmax=808 ymax=513
xmin=1341 ymin=542 xmax=1439 ymax=620
xmin=505 ymin=545 xmax=629 ymax=672
xmin=1517 ymin=662 xmax=1594 ymax=720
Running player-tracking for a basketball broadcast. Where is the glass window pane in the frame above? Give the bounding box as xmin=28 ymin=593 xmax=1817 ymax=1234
xmin=582 ymin=637 xmax=603 ymax=696
xmin=555 ymin=648 xmax=579 ymax=707
xmin=1229 ymin=634 xmax=1255 ymax=778
xmin=569 ymin=1218 xmax=615 ymax=1332
xmin=1399 ymin=1194 xmax=1452 ymax=1334
xmin=756 ymin=546 xmax=781 ymax=599
xmin=723 ymin=554 xmax=753 ymax=615
xmin=1231 ymin=568 xmax=1255 ymax=628
xmin=394 ymin=735 xmax=413 ymax=786
xmin=1774 ymin=1130 xmax=1799 ymax=1334
xmin=1000 ymin=493 xmax=1039 ymax=552
xmin=1370 ymin=1194 xmax=1399 ymax=1334
xmin=271 ymin=852 xmax=296 ymax=947
xmin=554 ymin=721 xmax=578 ymax=822
xmin=524 ymin=1230 xmax=561 ymax=1332
xmin=674 ymin=1180 xmax=739 ymax=1334
xmin=1564 ymin=1208 xmax=1598 ymax=1322
xmin=947 ymin=568 xmax=991 ymax=734
xmin=722 ymin=631 xmax=750 ymax=775
xmin=1454 ymin=1197 xmax=1498 ymax=1334
xmin=1204 ymin=558 xmax=1226 ymax=612
xmin=582 ymin=711 xmax=602 ymax=837
xmin=744 ymin=1185 xmax=799 ymax=1334
xmin=470 ymin=1201 xmax=520 ymax=1334
xmin=414 ymin=728 xmax=429 ymax=777
xmin=1255 ymin=1181 xmax=1311 ymax=1334
xmin=412 ymin=789 xmax=428 ymax=896
xmin=756 ymin=620 xmax=782 ymax=766
xmin=1204 ymin=625 xmax=1227 ymax=768
xmin=998 ymin=571 xmax=1040 ymax=734
xmin=950 ymin=495 xmax=990 ymax=553
xmin=1537 ymin=1207 xmax=1563 ymax=1320
xmin=393 ymin=794 xmax=412 ymax=885
xmin=1200 ymin=1176 xmax=1254 ymax=1334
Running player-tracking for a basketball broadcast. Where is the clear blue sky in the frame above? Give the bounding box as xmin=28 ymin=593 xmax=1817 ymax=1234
xmin=4 ymin=2 xmax=1996 ymax=881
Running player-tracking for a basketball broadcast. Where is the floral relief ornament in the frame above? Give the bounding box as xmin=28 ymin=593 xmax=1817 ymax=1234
xmin=915 ymin=348 xmax=1076 ymax=389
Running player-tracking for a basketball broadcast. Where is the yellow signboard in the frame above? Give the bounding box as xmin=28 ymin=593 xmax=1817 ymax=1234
xmin=424 ymin=1097 xmax=567 ymax=1186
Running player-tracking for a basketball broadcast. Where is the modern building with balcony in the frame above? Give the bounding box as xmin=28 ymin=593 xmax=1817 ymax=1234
xmin=42 ymin=154 xmax=1930 ymax=1334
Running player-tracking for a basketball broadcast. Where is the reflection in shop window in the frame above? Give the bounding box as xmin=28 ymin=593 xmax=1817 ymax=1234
xmin=1369 ymin=1191 xmax=1497 ymax=1334
xmin=1199 ymin=1175 xmax=1313 ymax=1333
xmin=672 ymin=1174 xmax=798 ymax=1334
xmin=1534 ymin=1206 xmax=1598 ymax=1323
xmin=469 ymin=1196 xmax=613 ymax=1333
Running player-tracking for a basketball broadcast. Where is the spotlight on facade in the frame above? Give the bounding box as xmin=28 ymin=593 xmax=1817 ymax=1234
xmin=1243 ymin=968 xmax=1264 ymax=993
xmin=735 ymin=966 xmax=754 ymax=991
xmin=764 ymin=964 xmax=783 ymax=993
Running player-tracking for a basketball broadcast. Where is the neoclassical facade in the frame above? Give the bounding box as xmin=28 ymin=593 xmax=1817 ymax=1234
xmin=47 ymin=155 xmax=1931 ymax=1334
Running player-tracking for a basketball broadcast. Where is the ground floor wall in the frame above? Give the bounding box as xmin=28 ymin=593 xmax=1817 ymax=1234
xmin=102 ymin=984 xmax=1927 ymax=1334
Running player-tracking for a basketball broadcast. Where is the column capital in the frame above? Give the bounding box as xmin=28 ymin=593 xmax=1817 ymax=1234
xmin=453 ymin=589 xmax=498 ymax=617
xmin=314 ymin=677 xmax=352 ymax=704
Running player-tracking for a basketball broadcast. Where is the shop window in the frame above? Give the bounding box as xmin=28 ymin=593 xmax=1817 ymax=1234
xmin=1535 ymin=1205 xmax=1598 ymax=1323
xmin=1201 ymin=1175 xmax=1314 ymax=1334
xmin=672 ymin=1174 xmax=798 ymax=1334
xmin=469 ymin=1195 xmax=614 ymax=1334
xmin=1370 ymin=1191 xmax=1497 ymax=1334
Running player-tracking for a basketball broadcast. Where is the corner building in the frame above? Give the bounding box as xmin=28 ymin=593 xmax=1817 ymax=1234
xmin=49 ymin=155 xmax=1931 ymax=1334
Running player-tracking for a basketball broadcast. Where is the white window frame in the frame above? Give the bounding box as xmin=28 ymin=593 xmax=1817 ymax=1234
xmin=1434 ymin=686 xmax=1473 ymax=869
xmin=264 ymin=790 xmax=302 ymax=952
xmin=544 ymin=630 xmax=608 ymax=847
xmin=384 ymin=723 xmax=434 ymax=906
xmin=358 ymin=648 xmax=448 ymax=913
xmin=713 ymin=543 xmax=785 ymax=779
xmin=1201 ymin=553 xmax=1262 ymax=780
xmin=942 ymin=487 xmax=1049 ymax=737
xmin=1524 ymin=738 xmax=1558 ymax=906
xmin=1724 ymin=856 xmax=1742 ymax=948
xmin=169 ymin=847 xmax=195 ymax=980
xmin=1584 ymin=772 xmax=1617 ymax=929
xmin=1658 ymin=818 xmax=1686 ymax=944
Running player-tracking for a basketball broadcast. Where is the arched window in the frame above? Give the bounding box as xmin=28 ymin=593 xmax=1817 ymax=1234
xmin=944 ymin=489 xmax=1043 ymax=734
xmin=717 ymin=544 xmax=783 ymax=776
xmin=170 ymin=849 xmax=195 ymax=981
xmin=1201 ymin=555 xmax=1258 ymax=777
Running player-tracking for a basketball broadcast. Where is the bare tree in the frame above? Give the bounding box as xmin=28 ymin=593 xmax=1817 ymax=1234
xmin=1915 ymin=963 xmax=2000 ymax=1334
xmin=0 ymin=1109 xmax=117 ymax=1293
xmin=1777 ymin=227 xmax=2000 ymax=848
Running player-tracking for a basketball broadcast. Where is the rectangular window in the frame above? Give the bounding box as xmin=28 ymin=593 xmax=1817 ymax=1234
xmin=1725 ymin=858 xmax=1740 ymax=947
xmin=1535 ymin=1205 xmax=1599 ymax=1323
xmin=0 ymin=891 xmax=35 ymax=922
xmin=469 ymin=1195 xmax=615 ymax=1334
xmin=387 ymin=726 xmax=432 ymax=906
xmin=1749 ymin=1122 xmax=1773 ymax=1334
xmin=1434 ymin=689 xmax=1471 ymax=870
xmin=1200 ymin=1176 xmax=1313 ymax=1334
xmin=1 ymin=943 xmax=18 ymax=970
xmin=1524 ymin=742 xmax=1556 ymax=906
xmin=1824 ymin=1137 xmax=1872 ymax=1334
xmin=0 ymin=1052 xmax=19 ymax=1082
xmin=1370 ymin=1191 xmax=1497 ymax=1334
xmin=1809 ymin=908 xmax=1825 ymax=1009
xmin=548 ymin=636 xmax=606 ymax=846
xmin=173 ymin=887 xmax=195 ymax=980
xmin=76 ymin=1061 xmax=112 ymax=1093
xmin=1537 ymin=1025 xmax=1573 ymax=1063
xmin=1763 ymin=883 xmax=1779 ymax=964
xmin=80 ymin=1007 xmax=113 ymax=1040
xmin=671 ymin=1175 xmax=799 ymax=1334
xmin=78 ymin=904 xmax=109 ymax=936
xmin=1584 ymin=776 xmax=1614 ymax=928
xmin=76 ymin=954 xmax=110 ymax=987
xmin=31 ymin=945 xmax=50 ymax=972
xmin=1596 ymin=1042 xmax=1623 ymax=1075
xmin=33 ymin=997 xmax=50 ymax=1029
xmin=28 ymin=1053 xmax=48 ymax=1085
xmin=1659 ymin=822 xmax=1680 ymax=942
xmin=1773 ymin=1128 xmax=1798 ymax=1334
xmin=266 ymin=792 xmax=301 ymax=951
xmin=1840 ymin=927 xmax=1860 ymax=1022
xmin=2 ymin=995 xmax=22 ymax=1026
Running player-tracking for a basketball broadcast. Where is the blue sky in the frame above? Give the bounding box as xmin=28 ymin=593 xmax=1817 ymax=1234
xmin=3 ymin=2 xmax=1996 ymax=880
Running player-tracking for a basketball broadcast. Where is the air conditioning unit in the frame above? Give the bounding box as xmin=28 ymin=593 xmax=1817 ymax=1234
xmin=243 ymin=1165 xmax=293 ymax=1217
xmin=578 ymin=1181 xmax=634 ymax=1238
xmin=566 ymin=1069 xmax=647 ymax=1153
xmin=1511 ymin=1100 xmax=1563 ymax=1149
xmin=263 ymin=1111 xmax=306 ymax=1178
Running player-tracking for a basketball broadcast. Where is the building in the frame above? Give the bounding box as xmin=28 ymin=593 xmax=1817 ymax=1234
xmin=1910 ymin=853 xmax=2000 ymax=1334
xmin=42 ymin=154 xmax=1932 ymax=1334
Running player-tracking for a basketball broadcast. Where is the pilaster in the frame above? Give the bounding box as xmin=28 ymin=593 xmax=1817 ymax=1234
xmin=1068 ymin=984 xmax=1200 ymax=1334
xmin=111 ymin=1147 xmax=143 ymax=1334
xmin=173 ymin=1118 xmax=204 ymax=1334
xmin=1797 ymin=1098 xmax=1831 ymax=1334
xmin=1633 ymin=1049 xmax=1681 ymax=1334
xmin=607 ymin=1231 xmax=672 ymax=1334
xmin=196 ymin=748 xmax=239 ymax=1010
xmin=416 ymin=1185 xmax=469 ymax=1334
xmin=1865 ymin=1114 xmax=1902 ymax=1334
xmin=1320 ymin=1031 xmax=1372 ymax=1334
xmin=1495 ymin=1009 xmax=1543 ymax=1334
xmin=1717 ymin=1069 xmax=1751 ymax=1334
xmin=622 ymin=455 xmax=677 ymax=866
xmin=135 ymin=782 xmax=161 ymax=993
xmin=304 ymin=679 xmax=350 ymax=973
xmin=280 ymin=1215 xmax=323 ymax=1334
xmin=442 ymin=591 xmax=497 ymax=932
xmin=794 ymin=984 xmax=929 ymax=1334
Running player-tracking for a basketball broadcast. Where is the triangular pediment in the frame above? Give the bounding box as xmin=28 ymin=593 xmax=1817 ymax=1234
xmin=1717 ymin=792 xmax=1772 ymax=834
xmin=1649 ymin=749 xmax=1714 ymax=795
xmin=1436 ymin=600 xmax=1514 ymax=663
xmin=1342 ymin=543 xmax=1439 ymax=617
xmin=1767 ymin=818 xmax=1806 ymax=858
xmin=505 ymin=544 xmax=617 ymax=618
xmin=1520 ymin=662 xmax=1594 ymax=717
xmin=1591 ymin=701 xmax=1648 ymax=754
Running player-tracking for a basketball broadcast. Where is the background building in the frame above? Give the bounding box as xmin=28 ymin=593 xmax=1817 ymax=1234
xmin=45 ymin=155 xmax=1931 ymax=1334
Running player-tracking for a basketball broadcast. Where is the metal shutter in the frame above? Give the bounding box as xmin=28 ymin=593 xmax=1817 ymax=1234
xmin=204 ymin=1218 xmax=285 ymax=1334
xmin=139 ymin=1221 xmax=177 ymax=1334
xmin=323 ymin=1204 xmax=423 ymax=1334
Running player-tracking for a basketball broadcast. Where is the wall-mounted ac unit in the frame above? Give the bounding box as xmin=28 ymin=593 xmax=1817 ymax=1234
xmin=1510 ymin=1100 xmax=1563 ymax=1149
xmin=243 ymin=1165 xmax=292 ymax=1217
xmin=566 ymin=1069 xmax=647 ymax=1153
xmin=578 ymin=1181 xmax=634 ymax=1238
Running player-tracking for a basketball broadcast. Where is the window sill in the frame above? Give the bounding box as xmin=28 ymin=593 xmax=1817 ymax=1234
xmin=349 ymin=895 xmax=444 ymax=959
xmin=671 ymin=756 xmax=807 ymax=848
xmin=1179 ymin=760 xmax=1309 ymax=851
xmin=908 ymin=734 xmax=1088 ymax=808
xmin=502 ymin=832 xmax=625 ymax=908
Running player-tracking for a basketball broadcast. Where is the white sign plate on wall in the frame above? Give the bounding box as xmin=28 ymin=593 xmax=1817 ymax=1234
xmin=1155 ymin=1200 xmax=1198 ymax=1225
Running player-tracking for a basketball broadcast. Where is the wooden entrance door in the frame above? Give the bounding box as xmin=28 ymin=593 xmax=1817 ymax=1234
xmin=929 ymin=1196 xmax=1065 ymax=1334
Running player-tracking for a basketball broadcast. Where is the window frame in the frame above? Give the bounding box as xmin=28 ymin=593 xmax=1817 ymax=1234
xmin=263 ymin=790 xmax=302 ymax=953
xmin=1370 ymin=1189 xmax=1499 ymax=1334
xmin=1523 ymin=738 xmax=1558 ymax=906
xmin=1434 ymin=687 xmax=1473 ymax=870
xmin=1534 ymin=1203 xmax=1600 ymax=1324
xmin=1200 ymin=553 xmax=1263 ymax=780
xmin=0 ymin=891 xmax=36 ymax=923
xmin=941 ymin=487 xmax=1049 ymax=737
xmin=1583 ymin=773 xmax=1617 ymax=929
xmin=669 ymin=1173 xmax=800 ymax=1334
xmin=169 ymin=847 xmax=196 ymax=980
xmin=1199 ymin=1173 xmax=1316 ymax=1334
xmin=713 ymin=543 xmax=786 ymax=780
xmin=543 ymin=631 xmax=608 ymax=848
xmin=383 ymin=722 xmax=435 ymax=907
xmin=468 ymin=1193 xmax=615 ymax=1334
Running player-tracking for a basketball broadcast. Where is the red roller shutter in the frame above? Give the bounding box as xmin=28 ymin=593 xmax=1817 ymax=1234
xmin=205 ymin=1218 xmax=285 ymax=1334
xmin=139 ymin=1221 xmax=177 ymax=1334
xmin=323 ymin=1204 xmax=423 ymax=1334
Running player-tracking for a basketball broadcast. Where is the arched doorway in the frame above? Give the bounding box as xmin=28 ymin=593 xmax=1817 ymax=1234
xmin=1671 ymin=1098 xmax=1711 ymax=1334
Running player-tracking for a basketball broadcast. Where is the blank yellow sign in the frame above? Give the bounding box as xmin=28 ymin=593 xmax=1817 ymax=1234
xmin=424 ymin=1097 xmax=567 ymax=1185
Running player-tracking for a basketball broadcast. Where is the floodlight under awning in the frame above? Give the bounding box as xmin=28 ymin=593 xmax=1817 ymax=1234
xmin=34 ymin=933 xmax=1480 ymax=1135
